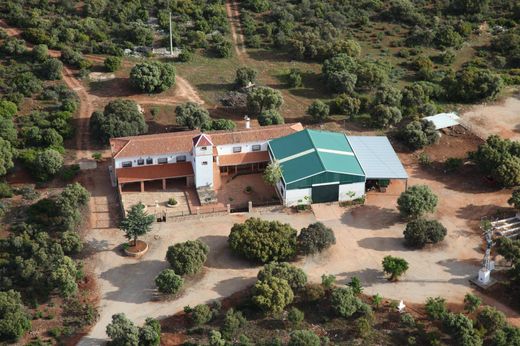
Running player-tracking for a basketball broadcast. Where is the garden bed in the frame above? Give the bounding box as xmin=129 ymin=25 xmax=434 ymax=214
xmin=124 ymin=240 xmax=149 ymax=257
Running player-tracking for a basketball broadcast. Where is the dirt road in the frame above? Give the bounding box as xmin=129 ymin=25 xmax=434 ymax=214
xmin=225 ymin=0 xmax=247 ymax=61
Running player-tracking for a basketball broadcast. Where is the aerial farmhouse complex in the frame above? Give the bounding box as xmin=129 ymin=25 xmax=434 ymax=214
xmin=110 ymin=124 xmax=408 ymax=207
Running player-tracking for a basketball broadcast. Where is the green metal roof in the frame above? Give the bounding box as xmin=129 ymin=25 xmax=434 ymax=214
xmin=268 ymin=129 xmax=365 ymax=185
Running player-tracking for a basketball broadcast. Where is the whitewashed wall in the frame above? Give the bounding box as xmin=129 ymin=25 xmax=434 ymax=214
xmin=216 ymin=141 xmax=268 ymax=155
xmin=193 ymin=151 xmax=213 ymax=188
xmin=339 ymin=182 xmax=365 ymax=201
xmin=114 ymin=152 xmax=192 ymax=169
xmin=284 ymin=188 xmax=312 ymax=207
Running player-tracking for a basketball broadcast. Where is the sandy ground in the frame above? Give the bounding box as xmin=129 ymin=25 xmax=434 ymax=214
xmin=225 ymin=0 xmax=247 ymax=60
xmin=461 ymin=93 xmax=520 ymax=140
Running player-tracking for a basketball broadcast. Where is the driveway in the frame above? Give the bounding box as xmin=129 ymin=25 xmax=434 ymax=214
xmin=80 ymin=159 xmax=519 ymax=344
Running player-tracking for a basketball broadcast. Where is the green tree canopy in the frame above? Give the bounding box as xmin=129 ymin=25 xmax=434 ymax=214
xmin=246 ymin=86 xmax=283 ymax=115
xmin=382 ymin=256 xmax=409 ymax=281
xmin=0 ymin=290 xmax=31 ymax=342
xmin=32 ymin=148 xmax=64 ymax=181
xmin=258 ymin=109 xmax=284 ymax=126
xmin=235 ymin=67 xmax=257 ymax=88
xmin=298 ymin=222 xmax=336 ymax=255
xmin=154 ymin=269 xmax=184 ymax=294
xmin=106 ymin=313 xmax=139 ymax=346
xmin=403 ymin=218 xmax=447 ymax=248
xmin=257 ymin=262 xmax=307 ymax=290
xmin=397 ymin=185 xmax=438 ymax=219
xmin=119 ymin=202 xmax=155 ymax=246
xmin=263 ymin=160 xmax=282 ymax=186
xmin=331 ymin=286 xmax=363 ymax=318
xmin=0 ymin=138 xmax=14 ymax=176
xmin=398 ymin=120 xmax=439 ymax=150
xmin=306 ymin=100 xmax=330 ymax=123
xmin=252 ymin=276 xmax=294 ymax=314
xmin=165 ymin=240 xmax=209 ymax=276
xmin=175 ymin=102 xmax=212 ymax=130
xmin=288 ymin=330 xmax=320 ymax=346
xmin=130 ymin=61 xmax=176 ymax=93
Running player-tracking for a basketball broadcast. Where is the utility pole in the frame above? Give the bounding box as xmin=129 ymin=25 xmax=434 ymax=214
xmin=169 ymin=10 xmax=173 ymax=56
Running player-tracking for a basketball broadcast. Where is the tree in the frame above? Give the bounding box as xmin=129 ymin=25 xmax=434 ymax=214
xmin=12 ymin=72 xmax=43 ymax=97
xmin=425 ymin=297 xmax=448 ymax=320
xmin=60 ymin=231 xmax=83 ymax=255
xmin=139 ymin=318 xmax=161 ymax=346
xmin=130 ymin=61 xmax=176 ymax=93
xmin=445 ymin=67 xmax=503 ymax=103
xmin=0 ymin=100 xmax=18 ymax=118
xmin=90 ymin=99 xmax=148 ymax=143
xmin=288 ymin=307 xmax=304 ymax=326
xmin=154 ymin=269 xmax=184 ymax=294
xmin=235 ymin=67 xmax=257 ymax=88
xmin=210 ymin=119 xmax=235 ymax=130
xmin=298 ymin=222 xmax=336 ymax=255
xmin=0 ymin=117 xmax=17 ymax=144
xmin=333 ymin=94 xmax=361 ymax=117
xmin=477 ymin=307 xmax=506 ymax=336
xmin=442 ymin=312 xmax=482 ymax=346
xmin=450 ymin=0 xmax=489 ymax=14
xmin=373 ymin=85 xmax=402 ymax=107
xmin=463 ymin=293 xmax=481 ymax=313
xmin=252 ymin=276 xmax=294 ymax=314
xmin=222 ymin=308 xmax=247 ymax=339
xmin=399 ymin=120 xmax=439 ymax=150
xmin=403 ymin=218 xmax=447 ymax=248
xmin=33 ymin=148 xmax=64 ymax=181
xmin=508 ymin=189 xmax=520 ymax=210
xmin=189 ymin=304 xmax=212 ymax=326
xmin=106 ymin=313 xmax=139 ymax=346
xmin=104 ymin=56 xmax=122 ymax=72
xmin=165 ymin=240 xmax=209 ymax=276
xmin=492 ymin=326 xmax=520 ymax=346
xmin=331 ymin=286 xmax=363 ymax=318
xmin=397 ymin=185 xmax=438 ymax=219
xmin=288 ymin=330 xmax=320 ymax=346
xmin=0 ymin=290 xmax=31 ymax=342
xmin=119 ymin=202 xmax=154 ymax=246
xmin=0 ymin=138 xmax=14 ymax=176
xmin=175 ymin=102 xmax=212 ymax=130
xmin=382 ymin=256 xmax=409 ymax=281
xmin=263 ymin=160 xmax=282 ymax=186
xmin=287 ymin=68 xmax=303 ymax=88
xmin=371 ymin=104 xmax=402 ymax=128
xmin=228 ymin=217 xmax=297 ymax=263
xmin=32 ymin=44 xmax=49 ymax=62
xmin=40 ymin=58 xmax=63 ymax=80
xmin=246 ymin=86 xmax=283 ymax=115
xmin=257 ymin=262 xmax=307 ymax=290
xmin=327 ymin=70 xmax=357 ymax=93
xmin=258 ymin=110 xmax=284 ymax=126
xmin=306 ymin=100 xmax=329 ymax=123
xmin=356 ymin=61 xmax=389 ymax=90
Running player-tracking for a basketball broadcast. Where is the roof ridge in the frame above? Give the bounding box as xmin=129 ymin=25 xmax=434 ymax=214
xmin=306 ymin=129 xmax=326 ymax=172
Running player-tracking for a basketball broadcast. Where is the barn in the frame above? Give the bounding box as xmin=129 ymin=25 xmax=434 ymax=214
xmin=267 ymin=129 xmax=408 ymax=206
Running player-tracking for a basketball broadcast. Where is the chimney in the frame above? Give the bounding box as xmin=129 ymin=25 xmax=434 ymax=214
xmin=244 ymin=115 xmax=250 ymax=129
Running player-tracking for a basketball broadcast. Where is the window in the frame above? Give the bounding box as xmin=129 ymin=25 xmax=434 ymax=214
xmin=252 ymin=144 xmax=261 ymax=152
xmin=137 ymin=159 xmax=144 ymax=166
xmin=202 ymin=161 xmax=208 ymax=165
xmin=146 ymin=158 xmax=153 ymax=165
xmin=122 ymin=161 xmax=132 ymax=168
xmin=158 ymin=157 xmax=168 ymax=164
xmin=201 ymin=146 xmax=207 ymax=151
xmin=176 ymin=155 xmax=187 ymax=162
xmin=233 ymin=146 xmax=242 ymax=153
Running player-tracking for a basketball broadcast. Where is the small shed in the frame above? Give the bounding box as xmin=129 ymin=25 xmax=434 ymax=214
xmin=424 ymin=112 xmax=460 ymax=130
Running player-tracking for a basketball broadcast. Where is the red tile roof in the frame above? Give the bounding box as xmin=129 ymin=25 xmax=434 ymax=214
xmin=218 ymin=151 xmax=270 ymax=166
xmin=110 ymin=123 xmax=304 ymax=159
xmin=116 ymin=162 xmax=194 ymax=184
xmin=193 ymin=134 xmax=213 ymax=147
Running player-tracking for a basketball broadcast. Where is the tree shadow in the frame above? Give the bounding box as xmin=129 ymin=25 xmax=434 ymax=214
xmin=99 ymin=259 xmax=167 ymax=304
xmin=247 ymin=49 xmax=292 ymax=62
xmin=197 ymin=235 xmax=257 ymax=270
xmin=356 ymin=236 xmax=412 ymax=252
xmin=196 ymin=82 xmax=234 ymax=92
xmin=212 ymin=276 xmax=256 ymax=296
xmin=341 ymin=205 xmax=400 ymax=230
xmin=76 ymin=337 xmax=106 ymax=346
xmin=88 ymin=78 xmax=136 ymax=98
xmin=335 ymin=268 xmax=384 ymax=287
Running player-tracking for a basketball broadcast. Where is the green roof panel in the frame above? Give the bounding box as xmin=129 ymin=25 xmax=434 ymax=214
xmin=307 ymin=130 xmax=353 ymax=152
xmin=268 ymin=130 xmax=314 ymax=160
xmin=319 ymin=152 xmax=365 ymax=176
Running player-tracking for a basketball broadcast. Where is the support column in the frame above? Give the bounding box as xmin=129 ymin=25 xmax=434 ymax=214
xmin=162 ymin=179 xmax=167 ymax=190
xmin=140 ymin=181 xmax=145 ymax=192
xmin=118 ymin=184 xmax=123 ymax=194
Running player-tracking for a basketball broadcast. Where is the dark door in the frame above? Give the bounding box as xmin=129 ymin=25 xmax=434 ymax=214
xmin=312 ymin=184 xmax=339 ymax=203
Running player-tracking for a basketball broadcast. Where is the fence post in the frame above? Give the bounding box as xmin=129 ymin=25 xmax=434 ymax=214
xmin=227 ymin=204 xmax=231 ymax=214
xmin=248 ymin=201 xmax=253 ymax=213
xmin=196 ymin=207 xmax=200 ymax=215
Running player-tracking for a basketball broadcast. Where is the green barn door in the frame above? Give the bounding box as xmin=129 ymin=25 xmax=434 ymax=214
xmin=312 ymin=184 xmax=339 ymax=203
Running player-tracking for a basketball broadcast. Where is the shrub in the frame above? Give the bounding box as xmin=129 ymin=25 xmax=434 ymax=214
xmin=258 ymin=110 xmax=284 ymax=126
xmin=442 ymin=312 xmax=482 ymax=346
xmin=175 ymin=102 xmax=211 ymax=130
xmin=40 ymin=58 xmax=63 ymax=80
xmin=331 ymin=286 xmax=362 ymax=318
xmin=304 ymin=283 xmax=325 ymax=302
xmin=445 ymin=157 xmax=463 ymax=172
xmin=397 ymin=185 xmax=438 ymax=219
xmin=297 ymin=222 xmax=336 ymax=255
xmin=257 ymin=262 xmax=307 ymax=290
xmin=106 ymin=313 xmax=139 ymax=345
xmin=221 ymin=308 xmax=247 ymax=339
xmin=288 ymin=307 xmax=304 ymax=326
xmin=252 ymin=276 xmax=294 ymax=314
xmin=321 ymin=274 xmax=336 ymax=289
xmin=399 ymin=120 xmax=439 ymax=150
xmin=348 ymin=276 xmax=363 ymax=295
xmin=155 ymin=269 xmax=184 ymax=294
xmin=32 ymin=148 xmax=64 ymax=181
xmin=477 ymin=307 xmax=506 ymax=336
xmin=32 ymin=44 xmax=49 ymax=62
xmin=401 ymin=313 xmax=416 ymax=328
xmin=235 ymin=67 xmax=257 ymax=88
xmin=0 ymin=290 xmax=31 ymax=342
xmin=306 ymin=101 xmax=329 ymax=123
xmin=333 ymin=94 xmax=361 ymax=117
xmin=382 ymin=256 xmax=409 ymax=281
xmin=210 ymin=119 xmax=236 ymax=130
xmin=130 ymin=61 xmax=176 ymax=93
xmin=228 ymin=218 xmax=297 ymax=263
xmin=463 ymin=294 xmax=481 ymax=313
xmin=166 ymin=240 xmax=209 ymax=276
xmin=209 ymin=330 xmax=226 ymax=346
xmin=508 ymin=189 xmax=520 ymax=210
xmin=425 ymin=297 xmax=448 ymax=320
xmin=90 ymin=99 xmax=147 ymax=144
xmin=445 ymin=67 xmax=503 ymax=103
xmin=190 ymin=304 xmax=212 ymax=326
xmin=0 ymin=139 xmax=14 ymax=176
xmin=60 ymin=231 xmax=83 ymax=255
xmin=371 ymin=104 xmax=402 ymax=128
xmin=139 ymin=318 xmax=161 ymax=346
xmin=287 ymin=68 xmax=303 ymax=88
xmin=104 ymin=56 xmax=122 ymax=72
xmin=288 ymin=330 xmax=320 ymax=346
xmin=403 ymin=218 xmax=447 ymax=248
xmin=0 ymin=182 xmax=13 ymax=198
xmin=167 ymin=197 xmax=177 ymax=206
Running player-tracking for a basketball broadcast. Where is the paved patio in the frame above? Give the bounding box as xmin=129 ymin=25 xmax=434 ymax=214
xmin=215 ymin=173 xmax=278 ymax=207
xmin=122 ymin=190 xmax=190 ymax=217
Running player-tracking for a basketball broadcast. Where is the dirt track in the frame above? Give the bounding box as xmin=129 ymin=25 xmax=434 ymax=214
xmin=225 ymin=0 xmax=247 ymax=61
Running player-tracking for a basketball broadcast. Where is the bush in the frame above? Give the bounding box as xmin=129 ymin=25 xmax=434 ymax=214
xmin=190 ymin=304 xmax=212 ymax=326
xmin=287 ymin=68 xmax=303 ymax=88
xmin=252 ymin=276 xmax=294 ymax=314
xmin=221 ymin=308 xmax=247 ymax=339
xmin=0 ymin=139 xmax=14 ymax=176
xmin=210 ymin=119 xmax=236 ymax=130
xmin=130 ymin=61 xmax=176 ymax=93
xmin=0 ymin=182 xmax=13 ymax=198
xmin=139 ymin=318 xmax=161 ymax=346
xmin=333 ymin=94 xmax=361 ymax=117
xmin=32 ymin=44 xmax=49 ymax=62
xmin=321 ymin=274 xmax=336 ymax=289
xmin=228 ymin=217 xmax=297 ymax=263
xmin=442 ymin=312 xmax=482 ymax=346
xmin=445 ymin=157 xmax=463 ymax=172
xmin=40 ymin=58 xmax=63 ymax=80
xmin=106 ymin=313 xmax=139 ymax=346
xmin=297 ymin=222 xmax=336 ymax=255
xmin=425 ymin=297 xmax=448 ymax=320
xmin=306 ymin=101 xmax=329 ymax=123
xmin=60 ymin=231 xmax=83 ymax=255
xmin=154 ymin=269 xmax=184 ymax=294
xmin=288 ymin=307 xmax=304 ymax=326
xmin=382 ymin=256 xmax=409 ymax=281
xmin=331 ymin=286 xmax=362 ymax=318
xmin=288 ymin=330 xmax=320 ymax=346
xmin=397 ymin=185 xmax=438 ymax=219
xmin=445 ymin=67 xmax=503 ymax=103
xmin=477 ymin=306 xmax=506 ymax=336
xmin=0 ymin=290 xmax=31 ymax=342
xmin=246 ymin=87 xmax=283 ymax=115
xmin=166 ymin=240 xmax=209 ymax=276
xmin=463 ymin=293 xmax=481 ymax=313
xmin=257 ymin=262 xmax=307 ymax=290
xmin=258 ymin=110 xmax=284 ymax=126
xmin=235 ymin=67 xmax=257 ymax=88
xmin=32 ymin=148 xmax=64 ymax=181
xmin=371 ymin=104 xmax=402 ymax=128
xmin=403 ymin=218 xmax=447 ymax=248
xmin=104 ymin=56 xmax=122 ymax=72
xmin=90 ymin=99 xmax=147 ymax=144
xmin=304 ymin=283 xmax=325 ymax=302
